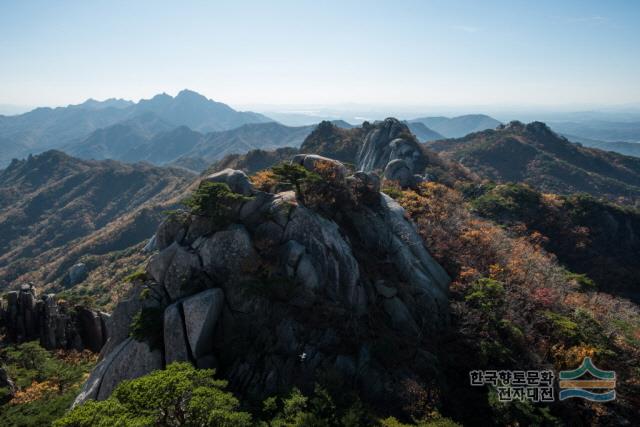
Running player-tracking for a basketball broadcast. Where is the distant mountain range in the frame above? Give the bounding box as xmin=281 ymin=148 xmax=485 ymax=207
xmin=405 ymin=122 xmax=444 ymax=142
xmin=0 ymin=89 xmax=273 ymax=167
xmin=427 ymin=121 xmax=640 ymax=204
xmin=64 ymin=119 xmax=314 ymax=171
xmin=0 ymin=91 xmax=377 ymax=170
xmin=409 ymin=114 xmax=502 ymax=138
xmin=549 ymin=120 xmax=640 ymax=143
xmin=564 ymin=134 xmax=640 ymax=158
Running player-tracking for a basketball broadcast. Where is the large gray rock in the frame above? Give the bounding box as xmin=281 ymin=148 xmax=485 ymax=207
xmin=383 ymin=159 xmax=414 ymax=188
xmin=348 ymin=194 xmax=450 ymax=329
xmin=197 ymin=225 xmax=257 ymax=281
xmin=204 ymin=168 xmax=254 ymax=196
xmin=39 ymin=294 xmax=58 ymax=349
xmin=164 ymin=302 xmax=190 ymax=364
xmin=66 ymin=263 xmax=88 ymax=286
xmin=73 ymin=339 xmax=128 ymax=406
xmin=142 ymin=234 xmax=157 ymax=253
xmin=76 ymin=307 xmax=106 ymax=353
xmin=100 ymin=285 xmax=157 ymax=357
xmin=292 ymin=154 xmax=348 ymax=180
xmin=156 ymin=214 xmax=189 ymax=250
xmin=347 ymin=171 xmax=381 ymax=206
xmin=238 ymin=191 xmax=276 ymax=228
xmin=97 ymin=338 xmax=162 ymax=400
xmin=357 ymin=118 xmax=426 ymax=175
xmin=74 ymin=337 xmax=162 ymax=405
xmin=162 ymin=245 xmax=202 ymax=301
xmin=183 ymin=289 xmax=224 ymax=359
xmin=146 ymin=242 xmax=179 ymax=284
xmin=283 ymin=206 xmax=363 ymax=309
xmin=383 ymin=297 xmax=419 ymax=336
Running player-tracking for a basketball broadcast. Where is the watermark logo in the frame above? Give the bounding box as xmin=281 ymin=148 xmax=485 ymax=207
xmin=469 ymin=370 xmax=555 ymax=402
xmin=558 ymin=357 xmax=616 ymax=402
xmin=469 ymin=357 xmax=616 ymax=403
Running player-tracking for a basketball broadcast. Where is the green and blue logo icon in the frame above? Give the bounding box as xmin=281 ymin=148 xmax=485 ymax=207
xmin=559 ymin=357 xmax=616 ymax=402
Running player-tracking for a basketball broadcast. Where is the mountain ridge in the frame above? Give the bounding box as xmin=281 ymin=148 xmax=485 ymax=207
xmin=427 ymin=121 xmax=640 ymax=205
xmin=0 ymin=150 xmax=195 ymax=300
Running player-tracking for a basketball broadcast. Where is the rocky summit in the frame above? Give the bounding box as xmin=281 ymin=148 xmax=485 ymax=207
xmin=74 ymin=154 xmax=450 ymax=407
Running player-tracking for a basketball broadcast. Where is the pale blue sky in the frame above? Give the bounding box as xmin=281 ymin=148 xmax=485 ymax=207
xmin=1 ymin=0 xmax=639 ymax=109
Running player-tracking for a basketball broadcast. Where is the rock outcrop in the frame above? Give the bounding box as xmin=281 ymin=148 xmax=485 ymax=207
xmin=75 ymin=157 xmax=450 ymax=408
xmin=204 ymin=168 xmax=255 ymax=196
xmin=63 ymin=263 xmax=88 ymax=286
xmin=74 ymin=337 xmax=162 ymax=404
xmin=357 ymin=118 xmax=427 ymax=187
xmin=0 ymin=284 xmax=109 ymax=352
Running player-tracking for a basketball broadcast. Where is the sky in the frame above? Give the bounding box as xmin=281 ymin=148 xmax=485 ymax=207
xmin=1 ymin=0 xmax=639 ymax=111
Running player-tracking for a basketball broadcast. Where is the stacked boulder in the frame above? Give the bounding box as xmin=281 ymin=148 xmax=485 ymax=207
xmin=0 ymin=284 xmax=109 ymax=352
xmin=75 ymin=159 xmax=450 ymax=407
xmin=357 ymin=118 xmax=428 ymax=188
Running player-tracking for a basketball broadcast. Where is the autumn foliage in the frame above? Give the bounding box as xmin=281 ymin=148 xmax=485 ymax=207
xmin=394 ymin=182 xmax=640 ymax=424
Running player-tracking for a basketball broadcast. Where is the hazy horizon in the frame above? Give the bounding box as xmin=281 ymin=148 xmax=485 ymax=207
xmin=2 ymin=88 xmax=640 ymax=123
xmin=2 ymin=0 xmax=639 ymax=110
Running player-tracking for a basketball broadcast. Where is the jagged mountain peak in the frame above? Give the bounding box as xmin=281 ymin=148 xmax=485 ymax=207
xmin=77 ymin=97 xmax=134 ymax=110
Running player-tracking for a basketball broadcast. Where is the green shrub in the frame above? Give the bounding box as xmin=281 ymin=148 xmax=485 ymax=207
xmin=543 ymin=311 xmax=579 ymax=343
xmin=464 ymin=278 xmax=505 ymax=314
xmin=382 ymin=186 xmax=404 ymax=200
xmin=1 ymin=388 xmax=82 ymax=427
xmin=565 ymin=272 xmax=596 ymax=291
xmin=183 ymin=181 xmax=252 ymax=224
xmin=124 ymin=269 xmax=148 ymax=283
xmin=270 ymin=162 xmax=321 ymax=204
xmin=54 ymin=362 xmax=252 ymax=427
xmin=379 ymin=415 xmax=462 ymax=427
xmin=129 ymin=307 xmax=164 ymax=350
xmin=0 ymin=342 xmax=96 ymax=426
xmin=470 ymin=183 xmax=541 ymax=220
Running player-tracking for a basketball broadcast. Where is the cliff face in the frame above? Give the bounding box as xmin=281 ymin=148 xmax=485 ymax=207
xmin=75 ymin=155 xmax=450 ymax=407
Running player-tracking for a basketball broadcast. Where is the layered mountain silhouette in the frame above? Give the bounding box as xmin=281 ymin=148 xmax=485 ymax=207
xmin=66 ymin=120 xmax=314 ymax=171
xmin=0 ymin=90 xmax=273 ymax=167
xmin=549 ymin=120 xmax=640 ymax=143
xmin=564 ymin=134 xmax=640 ymax=158
xmin=405 ymin=122 xmax=445 ymax=142
xmin=409 ymin=114 xmax=501 ymax=138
